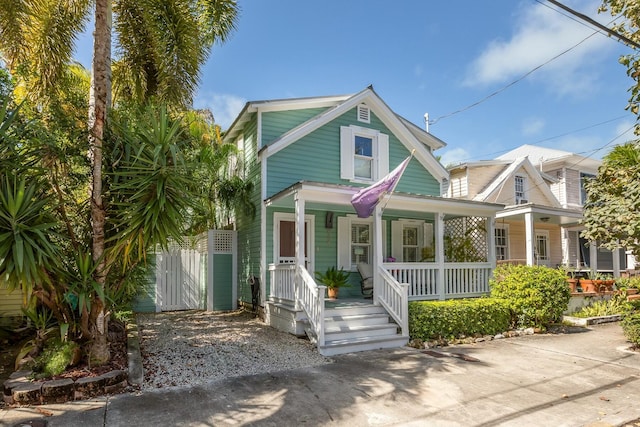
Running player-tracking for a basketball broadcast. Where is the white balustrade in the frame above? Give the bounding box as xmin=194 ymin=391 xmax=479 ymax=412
xmin=377 ymin=267 xmax=409 ymax=337
xmin=268 ymin=264 xmax=296 ymax=302
xmin=383 ymin=262 xmax=492 ymax=300
xmin=295 ymin=265 xmax=325 ymax=347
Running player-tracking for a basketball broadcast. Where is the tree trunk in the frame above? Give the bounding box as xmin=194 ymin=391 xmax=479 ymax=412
xmin=87 ymin=0 xmax=112 ymax=366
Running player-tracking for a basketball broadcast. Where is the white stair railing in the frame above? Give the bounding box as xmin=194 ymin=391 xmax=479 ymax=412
xmin=295 ymin=265 xmax=325 ymax=347
xmin=268 ymin=263 xmax=296 ymax=302
xmin=377 ymin=267 xmax=409 ymax=337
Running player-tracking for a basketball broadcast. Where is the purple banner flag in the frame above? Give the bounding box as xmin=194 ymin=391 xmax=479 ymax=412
xmin=350 ymin=155 xmax=412 ymax=218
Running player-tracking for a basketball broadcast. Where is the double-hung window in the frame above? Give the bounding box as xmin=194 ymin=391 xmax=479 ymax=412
xmin=340 ymin=125 xmax=389 ymax=183
xmin=402 ymin=225 xmax=419 ymax=262
xmin=351 ymin=222 xmax=371 ymax=268
xmin=494 ymin=226 xmax=509 ymax=261
xmin=354 ymin=135 xmax=374 ymax=180
xmin=515 ymin=175 xmax=526 ymax=203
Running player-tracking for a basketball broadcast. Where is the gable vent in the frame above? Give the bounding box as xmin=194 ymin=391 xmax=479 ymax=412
xmin=357 ymin=104 xmax=370 ymax=123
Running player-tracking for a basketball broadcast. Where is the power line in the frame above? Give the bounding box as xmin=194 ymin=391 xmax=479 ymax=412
xmin=545 ymin=0 xmax=640 ymax=50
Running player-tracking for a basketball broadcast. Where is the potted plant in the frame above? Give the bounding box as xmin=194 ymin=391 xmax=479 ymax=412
xmin=315 ymin=266 xmax=350 ymax=299
xmin=562 ymin=265 xmax=579 ymax=293
xmin=581 ymin=270 xmax=598 ymax=293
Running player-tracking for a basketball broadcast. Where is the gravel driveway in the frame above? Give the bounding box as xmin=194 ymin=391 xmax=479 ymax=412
xmin=137 ymin=310 xmax=331 ymax=390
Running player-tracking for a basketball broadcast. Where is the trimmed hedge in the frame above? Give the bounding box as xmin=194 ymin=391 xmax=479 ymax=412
xmin=408 ymin=298 xmax=511 ymax=341
xmin=621 ymin=312 xmax=640 ymax=346
xmin=490 ymin=265 xmax=571 ymax=329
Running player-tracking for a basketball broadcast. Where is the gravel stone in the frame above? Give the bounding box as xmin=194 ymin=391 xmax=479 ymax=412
xmin=137 ymin=310 xmax=331 ymax=390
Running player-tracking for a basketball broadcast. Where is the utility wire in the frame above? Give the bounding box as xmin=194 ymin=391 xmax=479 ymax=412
xmin=545 ymin=0 xmax=640 ymax=50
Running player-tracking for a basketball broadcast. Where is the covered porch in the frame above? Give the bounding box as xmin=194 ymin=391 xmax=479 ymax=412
xmin=263 ymin=182 xmax=503 ymax=355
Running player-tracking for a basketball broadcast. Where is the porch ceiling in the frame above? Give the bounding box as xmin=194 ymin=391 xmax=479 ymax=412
xmin=496 ymin=204 xmax=582 ymax=226
xmin=265 ymin=181 xmax=504 ymax=217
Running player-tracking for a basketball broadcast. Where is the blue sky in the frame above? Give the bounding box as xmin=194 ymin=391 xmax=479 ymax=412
xmin=75 ymin=0 xmax=636 ymax=165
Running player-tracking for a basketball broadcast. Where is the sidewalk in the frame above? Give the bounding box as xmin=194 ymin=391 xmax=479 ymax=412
xmin=2 ymin=322 xmax=640 ymax=427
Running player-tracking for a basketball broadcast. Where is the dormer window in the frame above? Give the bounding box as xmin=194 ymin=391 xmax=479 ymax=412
xmin=357 ymin=104 xmax=370 ymax=123
xmin=515 ymin=175 xmax=526 ymax=203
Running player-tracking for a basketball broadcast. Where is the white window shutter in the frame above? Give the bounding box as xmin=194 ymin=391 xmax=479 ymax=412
xmin=340 ymin=126 xmax=354 ymax=180
xmin=337 ymin=216 xmax=351 ymax=270
xmin=378 ymin=133 xmax=389 ymax=178
xmin=391 ymin=220 xmax=403 ymax=261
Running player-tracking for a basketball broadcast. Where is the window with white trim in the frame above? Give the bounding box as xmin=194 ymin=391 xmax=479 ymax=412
xmin=494 ymin=225 xmax=509 ymax=261
xmin=515 ymin=175 xmax=526 ymax=203
xmin=340 ymin=125 xmax=389 ymax=183
xmin=579 ymin=172 xmax=595 ymax=205
xmin=402 ymin=225 xmax=419 ymax=262
xmin=391 ymin=219 xmax=428 ymax=262
xmin=351 ymin=223 xmax=371 ymax=267
xmin=535 ymin=230 xmax=549 ymax=263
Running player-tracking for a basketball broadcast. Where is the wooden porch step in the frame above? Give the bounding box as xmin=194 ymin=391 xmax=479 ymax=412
xmin=324 ymin=313 xmax=391 ymax=328
xmin=325 ymin=323 xmax=399 ymax=341
xmin=318 ymin=335 xmax=409 ymax=357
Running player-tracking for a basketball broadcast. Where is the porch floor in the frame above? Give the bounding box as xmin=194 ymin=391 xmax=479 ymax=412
xmin=325 ymin=297 xmax=373 ymax=309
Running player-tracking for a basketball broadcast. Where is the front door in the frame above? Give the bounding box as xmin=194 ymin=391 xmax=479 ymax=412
xmin=274 ymin=213 xmax=314 ymax=271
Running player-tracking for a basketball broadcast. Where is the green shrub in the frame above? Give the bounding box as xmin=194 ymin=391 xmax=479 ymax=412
xmin=408 ymin=298 xmax=511 ymax=341
xmin=490 ymin=265 xmax=571 ymax=329
xmin=32 ymin=339 xmax=78 ymax=379
xmin=621 ymin=312 xmax=640 ymax=346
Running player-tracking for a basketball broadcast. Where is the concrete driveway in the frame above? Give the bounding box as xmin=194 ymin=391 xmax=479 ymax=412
xmin=2 ymin=322 xmax=640 ymax=427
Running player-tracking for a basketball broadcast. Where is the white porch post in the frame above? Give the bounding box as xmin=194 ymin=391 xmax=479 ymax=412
xmin=372 ymin=204 xmax=383 ymax=305
xmin=590 ymin=243 xmax=598 ymax=275
xmin=613 ymin=244 xmax=621 ymax=278
xmin=487 ymin=217 xmax=496 ymax=270
xmin=525 ymin=212 xmax=535 ymax=266
xmin=294 ymin=193 xmax=305 ymax=310
xmin=436 ymin=212 xmax=445 ymax=300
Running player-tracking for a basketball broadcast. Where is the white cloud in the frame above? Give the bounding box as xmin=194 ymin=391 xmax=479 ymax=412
xmin=440 ymin=147 xmax=471 ymax=167
xmin=464 ymin=1 xmax=611 ymax=96
xmin=522 ymin=117 xmax=545 ymax=136
xmin=194 ymin=93 xmax=246 ymax=130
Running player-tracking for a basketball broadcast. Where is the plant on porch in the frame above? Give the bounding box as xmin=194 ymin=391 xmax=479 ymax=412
xmin=315 ymin=267 xmax=350 ymax=299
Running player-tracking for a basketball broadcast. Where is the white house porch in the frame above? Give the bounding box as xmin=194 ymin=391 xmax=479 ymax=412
xmin=262 ymin=182 xmax=503 ymax=355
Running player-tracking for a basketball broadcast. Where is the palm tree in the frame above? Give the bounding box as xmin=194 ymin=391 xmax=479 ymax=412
xmin=0 ymin=0 xmax=240 ymax=365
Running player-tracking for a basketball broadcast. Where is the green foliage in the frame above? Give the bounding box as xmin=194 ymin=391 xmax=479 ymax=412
xmin=0 ymin=175 xmax=59 ymax=293
xmin=32 ymin=339 xmax=78 ymax=379
xmin=582 ymin=142 xmax=640 ymax=258
xmin=615 ymin=276 xmax=640 ymax=290
xmin=570 ymin=295 xmax=631 ymax=318
xmin=490 ymin=265 xmax=571 ymax=328
xmin=315 ymin=266 xmax=350 ymax=289
xmin=621 ymin=312 xmax=640 ymax=346
xmin=408 ymin=298 xmax=511 ymax=341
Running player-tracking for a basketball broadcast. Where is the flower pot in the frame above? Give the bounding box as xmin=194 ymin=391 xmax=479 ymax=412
xmin=581 ymin=279 xmax=597 ymax=293
xmin=327 ymin=287 xmax=339 ymax=299
xmin=567 ymin=278 xmax=578 ymax=293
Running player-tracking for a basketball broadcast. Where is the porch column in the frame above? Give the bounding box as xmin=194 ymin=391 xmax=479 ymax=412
xmin=613 ymin=245 xmax=621 ymax=277
xmin=524 ymin=212 xmax=535 ymax=266
xmin=436 ymin=212 xmax=445 ymax=300
xmin=372 ymin=204 xmax=383 ymax=305
xmin=487 ymin=217 xmax=496 ymax=270
xmin=590 ymin=243 xmax=598 ymax=275
xmin=294 ymin=193 xmax=305 ymax=310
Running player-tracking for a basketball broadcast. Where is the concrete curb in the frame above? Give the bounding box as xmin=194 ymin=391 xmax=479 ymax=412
xmin=563 ymin=314 xmax=622 ymax=326
xmin=126 ymin=317 xmax=143 ymax=386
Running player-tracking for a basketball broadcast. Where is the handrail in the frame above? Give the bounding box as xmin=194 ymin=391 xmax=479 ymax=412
xmin=268 ymin=263 xmax=296 ymax=301
xmin=378 ymin=267 xmax=409 ymax=337
xmin=295 ymin=265 xmax=325 ymax=347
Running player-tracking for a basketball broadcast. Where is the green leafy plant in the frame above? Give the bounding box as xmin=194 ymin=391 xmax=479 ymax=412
xmin=571 ymin=295 xmax=631 ymax=318
xmin=315 ymin=266 xmax=350 ymax=289
xmin=408 ymin=298 xmax=511 ymax=341
xmin=31 ymin=338 xmax=79 ymax=379
xmin=489 ymin=265 xmax=571 ymax=329
xmin=621 ymin=312 xmax=640 ymax=347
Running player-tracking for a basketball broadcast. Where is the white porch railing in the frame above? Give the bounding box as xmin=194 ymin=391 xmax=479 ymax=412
xmin=377 ymin=267 xmax=409 ymax=337
xmin=383 ymin=262 xmax=492 ymax=300
xmin=268 ymin=263 xmax=296 ymax=302
xmin=295 ymin=265 xmax=325 ymax=347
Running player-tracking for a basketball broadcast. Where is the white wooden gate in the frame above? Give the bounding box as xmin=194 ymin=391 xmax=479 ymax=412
xmin=156 ymin=239 xmax=207 ymax=311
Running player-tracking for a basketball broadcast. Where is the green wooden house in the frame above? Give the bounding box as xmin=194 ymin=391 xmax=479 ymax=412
xmin=224 ymin=87 xmax=503 ymax=355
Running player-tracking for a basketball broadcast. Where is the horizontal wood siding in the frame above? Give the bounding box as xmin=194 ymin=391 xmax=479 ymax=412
xmin=262 ymin=108 xmax=328 ymax=146
xmin=506 ymin=221 xmax=563 ymax=267
xmin=213 ymin=254 xmax=234 ymax=310
xmin=266 ymin=108 xmax=441 ymax=198
xmin=0 ymin=285 xmax=23 ymax=316
xmin=448 ymin=170 xmax=468 ymax=198
xmin=236 ymin=118 xmax=262 ymax=304
xmin=468 ymin=165 xmax=505 ymax=198
xmin=546 ymin=168 xmax=565 ymax=206
xmin=483 ymin=166 xmax=555 ymax=205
